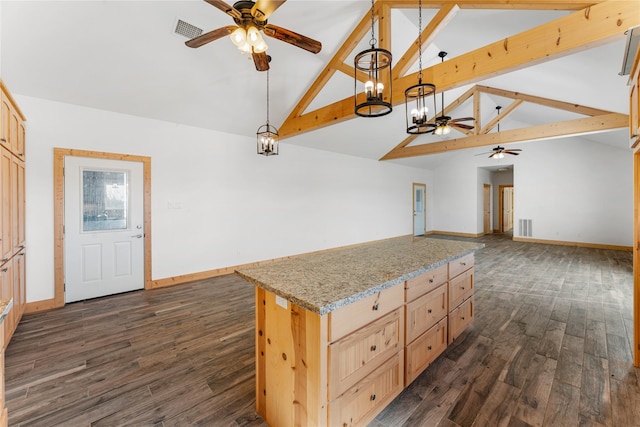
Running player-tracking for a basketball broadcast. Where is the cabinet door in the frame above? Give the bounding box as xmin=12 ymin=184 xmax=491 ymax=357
xmin=449 ymin=296 xmax=474 ymax=344
xmin=405 ymin=317 xmax=448 ymax=385
xmin=405 ymin=283 xmax=447 ymax=344
xmin=13 ymin=250 xmax=25 ymax=321
xmin=17 ymin=121 xmax=25 ymax=160
xmin=17 ymin=161 xmax=25 ymax=247
xmin=0 ymin=95 xmax=9 ymax=151
xmin=631 ymin=69 xmax=639 ymax=145
xmin=449 ymin=268 xmax=473 ymax=311
xmin=9 ymin=157 xmax=19 ymax=253
xmin=0 ymin=260 xmax=13 ymax=349
xmin=329 ymin=350 xmax=404 ymax=427
xmin=449 ymin=253 xmax=474 ymax=279
xmin=0 ymin=149 xmax=11 ymax=262
xmin=328 ymin=308 xmax=403 ymax=400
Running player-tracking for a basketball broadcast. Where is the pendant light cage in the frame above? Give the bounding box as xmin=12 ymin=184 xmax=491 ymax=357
xmin=405 ymin=0 xmax=436 ymax=134
xmin=257 ymin=63 xmax=279 ymax=156
xmin=354 ymin=0 xmax=392 ymax=118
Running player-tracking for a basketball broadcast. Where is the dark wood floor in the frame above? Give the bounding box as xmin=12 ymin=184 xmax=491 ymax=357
xmin=5 ymin=234 xmax=639 ymax=426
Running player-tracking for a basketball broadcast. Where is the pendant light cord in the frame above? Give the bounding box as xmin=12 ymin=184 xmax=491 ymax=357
xmin=369 ymin=0 xmax=376 ymax=48
xmin=418 ymin=0 xmax=423 ymax=83
xmin=266 ymin=69 xmax=270 ymax=126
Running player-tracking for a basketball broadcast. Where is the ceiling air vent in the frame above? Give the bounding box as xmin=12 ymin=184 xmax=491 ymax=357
xmin=174 ymin=19 xmax=203 ymax=39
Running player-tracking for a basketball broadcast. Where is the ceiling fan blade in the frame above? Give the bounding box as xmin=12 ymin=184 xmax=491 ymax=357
xmin=185 ymin=25 xmax=237 ymax=48
xmin=504 ymin=149 xmax=522 ymax=152
xmin=204 ymin=0 xmax=242 ymax=19
xmin=505 ymin=151 xmax=520 ymax=155
xmin=474 ymin=151 xmax=493 ymax=156
xmin=252 ymin=0 xmax=287 ymax=21
xmin=252 ymin=51 xmax=270 ymax=71
xmin=263 ymin=24 xmax=322 ymax=54
xmin=451 ymin=123 xmax=474 ymax=130
xmin=449 ymin=117 xmax=475 ymax=123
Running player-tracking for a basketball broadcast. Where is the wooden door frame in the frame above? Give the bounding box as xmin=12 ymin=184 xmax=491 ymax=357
xmin=483 ymin=184 xmax=491 ymax=235
xmin=53 ymin=148 xmax=152 ymax=309
xmin=498 ymin=184 xmax=514 ymax=233
xmin=412 ymin=183 xmax=426 ymax=236
xmin=634 ymin=149 xmax=639 ymax=366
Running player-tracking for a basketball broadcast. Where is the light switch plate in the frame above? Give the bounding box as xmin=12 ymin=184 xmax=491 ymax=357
xmin=275 ymin=295 xmax=288 ymax=309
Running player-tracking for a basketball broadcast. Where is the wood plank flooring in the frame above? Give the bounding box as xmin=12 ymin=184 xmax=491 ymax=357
xmin=5 ymin=234 xmax=639 ymax=426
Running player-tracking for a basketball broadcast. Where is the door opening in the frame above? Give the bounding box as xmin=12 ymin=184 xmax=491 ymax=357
xmin=498 ymin=185 xmax=514 ymax=233
xmin=413 ymin=183 xmax=426 ymax=237
xmin=483 ymin=184 xmax=491 ymax=235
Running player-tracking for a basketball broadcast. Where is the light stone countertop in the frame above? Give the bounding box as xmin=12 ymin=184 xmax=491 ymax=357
xmin=236 ymin=236 xmax=484 ymax=315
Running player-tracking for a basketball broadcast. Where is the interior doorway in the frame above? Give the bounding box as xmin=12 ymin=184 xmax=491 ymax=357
xmin=499 ymin=185 xmax=514 ymax=233
xmin=483 ymin=184 xmax=491 ymax=234
xmin=413 ymin=183 xmax=426 ymax=236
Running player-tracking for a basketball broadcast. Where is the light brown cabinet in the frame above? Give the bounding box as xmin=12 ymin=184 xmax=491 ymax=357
xmin=0 ymin=81 xmax=26 ymax=351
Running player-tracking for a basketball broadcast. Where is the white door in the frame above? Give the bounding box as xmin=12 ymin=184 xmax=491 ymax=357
xmin=64 ymin=156 xmax=144 ymax=303
xmin=413 ymin=184 xmax=426 ymax=236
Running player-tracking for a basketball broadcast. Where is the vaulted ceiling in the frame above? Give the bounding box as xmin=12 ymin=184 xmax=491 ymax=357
xmin=1 ymin=0 xmax=636 ymax=169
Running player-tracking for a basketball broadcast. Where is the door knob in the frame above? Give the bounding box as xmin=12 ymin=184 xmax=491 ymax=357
xmin=131 ymin=234 xmax=143 ymax=238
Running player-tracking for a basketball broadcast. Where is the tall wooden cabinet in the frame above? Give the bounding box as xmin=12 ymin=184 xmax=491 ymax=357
xmin=0 ymin=80 xmax=27 ymax=349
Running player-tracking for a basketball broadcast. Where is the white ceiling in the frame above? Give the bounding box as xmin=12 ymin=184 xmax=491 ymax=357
xmin=0 ymin=0 xmax=633 ymax=169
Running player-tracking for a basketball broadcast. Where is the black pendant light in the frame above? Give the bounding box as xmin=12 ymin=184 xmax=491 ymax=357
xmin=354 ymin=0 xmax=393 ymax=117
xmin=257 ymin=56 xmax=278 ymax=156
xmin=405 ymin=0 xmax=436 ymax=134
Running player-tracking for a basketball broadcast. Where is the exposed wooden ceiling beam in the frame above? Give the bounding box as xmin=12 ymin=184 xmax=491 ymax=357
xmin=382 ymin=0 xmax=606 ymax=10
xmin=380 ymin=112 xmax=628 ymax=159
xmin=279 ymin=0 xmax=638 ymax=139
xmin=479 ymin=100 xmax=523 ymax=134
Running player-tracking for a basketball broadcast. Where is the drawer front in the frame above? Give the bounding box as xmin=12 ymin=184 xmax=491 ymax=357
xmin=405 ymin=317 xmax=448 ymax=385
xmin=405 ymin=263 xmax=448 ymax=302
xmin=448 ymin=253 xmax=474 ymax=279
xmin=329 ymin=350 xmax=404 ymax=427
xmin=329 ymin=282 xmax=404 ymax=342
xmin=329 ymin=308 xmax=404 ymax=400
xmin=405 ymin=284 xmax=447 ymax=344
xmin=449 ymin=267 xmax=473 ymax=311
xmin=449 ymin=296 xmax=474 ymax=344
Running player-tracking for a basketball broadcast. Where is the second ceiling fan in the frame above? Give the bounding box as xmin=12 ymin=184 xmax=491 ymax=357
xmin=185 ymin=0 xmax=322 ymax=71
xmin=433 ymin=51 xmax=475 ymax=135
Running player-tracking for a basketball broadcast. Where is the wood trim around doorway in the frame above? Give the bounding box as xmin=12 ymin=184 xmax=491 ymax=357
xmin=634 ymin=149 xmax=640 ymax=366
xmin=498 ymin=184 xmax=513 ymax=233
xmin=27 ymin=148 xmax=152 ymax=314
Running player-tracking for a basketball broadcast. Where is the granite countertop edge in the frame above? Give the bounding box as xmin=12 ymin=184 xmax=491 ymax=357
xmin=236 ymin=244 xmax=482 ymax=316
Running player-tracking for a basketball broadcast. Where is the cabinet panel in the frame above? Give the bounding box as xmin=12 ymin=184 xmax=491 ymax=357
xmin=405 ymin=263 xmax=447 ymax=302
xmin=9 ymin=157 xmax=19 ymax=252
xmin=0 ymin=260 xmax=13 ymax=350
xmin=329 ymin=308 xmax=403 ymax=400
xmin=0 ymin=96 xmax=9 ymax=151
xmin=405 ymin=283 xmax=447 ymax=344
xmin=13 ymin=250 xmax=25 ymax=322
xmin=405 ymin=317 xmax=447 ymax=385
xmin=0 ymin=149 xmax=11 ymax=262
xmin=449 ymin=296 xmax=474 ymax=344
xmin=449 ymin=253 xmax=474 ymax=279
xmin=17 ymin=161 xmax=25 ymax=246
xmin=329 ymin=350 xmax=404 ymax=427
xmin=449 ymin=268 xmax=473 ymax=311
xmin=329 ymin=283 xmax=403 ymax=343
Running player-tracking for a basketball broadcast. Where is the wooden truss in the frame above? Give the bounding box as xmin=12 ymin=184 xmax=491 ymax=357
xmin=278 ymin=0 xmax=639 ymax=157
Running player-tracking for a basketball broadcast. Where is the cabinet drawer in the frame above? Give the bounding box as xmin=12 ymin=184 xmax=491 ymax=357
xmin=448 ymin=253 xmax=474 ymax=279
xmin=405 ymin=317 xmax=447 ymax=385
xmin=405 ymin=263 xmax=448 ymax=302
xmin=329 ymin=282 xmax=403 ymax=343
xmin=449 ymin=267 xmax=473 ymax=311
xmin=329 ymin=350 xmax=404 ymax=427
xmin=329 ymin=308 xmax=403 ymax=400
xmin=405 ymin=284 xmax=447 ymax=344
xmin=449 ymin=296 xmax=474 ymax=344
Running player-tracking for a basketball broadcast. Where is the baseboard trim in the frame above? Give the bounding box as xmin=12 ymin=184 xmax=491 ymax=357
xmin=512 ymin=237 xmax=632 ymax=251
xmin=151 ymin=233 xmax=414 ymax=289
xmin=428 ymin=230 xmax=485 ymax=238
xmin=25 ymin=298 xmax=62 ymax=314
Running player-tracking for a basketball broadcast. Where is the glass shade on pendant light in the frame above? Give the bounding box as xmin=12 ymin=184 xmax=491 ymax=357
xmin=434 ymin=122 xmax=451 ymax=136
xmin=405 ymin=81 xmax=436 ymax=134
xmin=257 ymin=124 xmax=279 ymax=156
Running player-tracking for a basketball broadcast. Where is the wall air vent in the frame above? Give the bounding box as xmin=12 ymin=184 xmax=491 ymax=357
xmin=174 ymin=19 xmax=203 ymax=39
xmin=518 ymin=219 xmax=532 ymax=237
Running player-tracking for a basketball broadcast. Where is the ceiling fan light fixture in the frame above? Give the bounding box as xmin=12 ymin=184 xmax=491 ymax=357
xmin=354 ymin=0 xmax=393 ymax=118
xmin=434 ymin=123 xmax=450 ymax=136
xmin=230 ymin=26 xmax=247 ymax=47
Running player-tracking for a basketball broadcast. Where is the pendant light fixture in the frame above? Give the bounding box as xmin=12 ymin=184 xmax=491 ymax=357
xmin=257 ymin=56 xmax=278 ymax=156
xmin=405 ymin=0 xmax=436 ymax=133
xmin=354 ymin=0 xmax=392 ymax=117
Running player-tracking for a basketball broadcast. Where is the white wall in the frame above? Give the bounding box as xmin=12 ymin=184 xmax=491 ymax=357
xmin=432 ymin=139 xmax=632 ymax=246
xmin=18 ymin=95 xmax=433 ymax=303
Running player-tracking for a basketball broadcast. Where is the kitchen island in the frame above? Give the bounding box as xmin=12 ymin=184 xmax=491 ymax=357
xmin=236 ymin=236 xmax=483 ymax=427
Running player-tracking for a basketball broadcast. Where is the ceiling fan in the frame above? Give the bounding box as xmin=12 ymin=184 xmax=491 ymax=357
xmin=433 ymin=51 xmax=475 ymax=135
xmin=185 ymin=0 xmax=322 ymax=72
xmin=476 ymin=146 xmax=522 ymax=159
